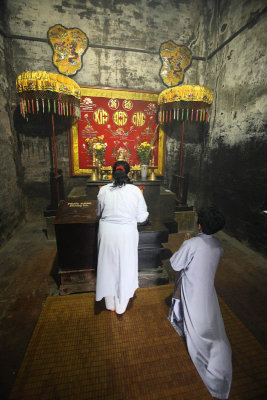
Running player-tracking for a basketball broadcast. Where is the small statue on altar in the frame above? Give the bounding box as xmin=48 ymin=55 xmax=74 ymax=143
xmin=117 ymin=148 xmax=126 ymax=161
xmin=115 ymin=146 xmax=130 ymax=162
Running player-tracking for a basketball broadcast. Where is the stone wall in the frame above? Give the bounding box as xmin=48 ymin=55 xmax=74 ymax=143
xmin=1 ymin=0 xmax=266 ymax=256
xmin=205 ymin=0 xmax=267 ymax=255
xmin=0 ymin=0 xmax=211 ymax=245
xmin=165 ymin=0 xmax=267 ymax=255
xmin=6 ymin=0 xmax=209 ymax=90
xmin=0 ymin=17 xmax=25 ymax=246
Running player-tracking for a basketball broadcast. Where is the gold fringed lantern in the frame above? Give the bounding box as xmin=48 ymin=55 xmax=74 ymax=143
xmin=16 ymin=71 xmax=81 ymax=118
xmin=158 ymin=84 xmax=213 ymax=202
xmin=158 ymin=84 xmax=213 ymax=124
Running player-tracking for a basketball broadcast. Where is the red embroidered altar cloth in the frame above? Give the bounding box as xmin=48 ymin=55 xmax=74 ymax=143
xmin=71 ymin=87 xmax=165 ymax=176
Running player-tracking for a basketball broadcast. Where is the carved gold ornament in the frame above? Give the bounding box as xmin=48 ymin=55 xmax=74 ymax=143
xmin=160 ymin=41 xmax=192 ymax=87
xmin=48 ymin=24 xmax=89 ymax=76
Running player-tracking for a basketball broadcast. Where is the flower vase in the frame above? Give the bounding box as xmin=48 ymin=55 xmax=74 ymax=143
xmin=141 ymin=164 xmax=148 ymax=180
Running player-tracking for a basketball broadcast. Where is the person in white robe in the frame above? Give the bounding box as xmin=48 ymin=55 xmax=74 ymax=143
xmin=168 ymin=206 xmax=232 ymax=399
xmin=95 ymin=161 xmax=149 ymax=314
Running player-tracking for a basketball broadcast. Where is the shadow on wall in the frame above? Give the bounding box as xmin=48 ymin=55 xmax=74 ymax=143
xmin=164 ymin=120 xmax=210 ymax=207
xmin=204 ymin=135 xmax=267 ymax=256
xmin=164 ymin=119 xmax=267 ymax=256
xmin=164 ymin=119 xmax=210 ymax=144
xmin=12 ymin=106 xmax=74 ymax=218
xmin=13 ymin=106 xmax=71 ymax=140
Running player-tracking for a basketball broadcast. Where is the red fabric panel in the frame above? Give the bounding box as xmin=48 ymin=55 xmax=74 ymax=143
xmin=77 ymin=95 xmax=159 ymax=169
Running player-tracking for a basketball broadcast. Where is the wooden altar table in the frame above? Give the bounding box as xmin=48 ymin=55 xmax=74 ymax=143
xmin=55 ymin=180 xmax=177 ymax=294
xmin=54 ymin=201 xmax=98 ymax=295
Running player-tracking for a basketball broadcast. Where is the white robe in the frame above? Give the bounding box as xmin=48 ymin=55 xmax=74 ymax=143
xmin=169 ymin=233 xmax=232 ymax=399
xmin=95 ymin=183 xmax=149 ymax=303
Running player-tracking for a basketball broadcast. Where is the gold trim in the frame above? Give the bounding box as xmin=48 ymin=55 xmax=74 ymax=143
xmin=81 ymin=87 xmax=158 ymax=102
xmin=72 ymin=122 xmax=92 ymax=174
xmin=155 ymin=127 xmax=165 ymax=175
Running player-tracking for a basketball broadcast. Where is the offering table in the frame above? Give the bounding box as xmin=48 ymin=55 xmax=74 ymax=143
xmin=54 ymin=200 xmax=98 ymax=295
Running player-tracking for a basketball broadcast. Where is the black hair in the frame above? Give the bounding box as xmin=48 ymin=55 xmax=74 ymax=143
xmin=112 ymin=161 xmax=132 ymax=187
xmin=197 ymin=206 xmax=225 ymax=235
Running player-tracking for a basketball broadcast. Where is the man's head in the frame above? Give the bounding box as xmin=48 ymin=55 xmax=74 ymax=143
xmin=197 ymin=206 xmax=225 ymax=235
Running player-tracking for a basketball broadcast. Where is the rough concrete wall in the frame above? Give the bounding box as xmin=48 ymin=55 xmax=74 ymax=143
xmin=190 ymin=0 xmax=267 ymax=255
xmin=0 ymin=33 xmax=25 ymax=246
xmin=207 ymin=0 xmax=266 ymax=145
xmin=2 ymin=0 xmax=210 ymax=222
xmin=6 ymin=0 xmax=209 ymax=90
xmin=161 ymin=0 xmax=214 ymax=191
xmin=163 ymin=1 xmax=267 ymax=256
xmin=3 ymin=0 xmax=266 ymax=256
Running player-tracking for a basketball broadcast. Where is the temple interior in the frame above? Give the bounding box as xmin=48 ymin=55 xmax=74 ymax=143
xmin=0 ymin=1 xmax=266 ymax=399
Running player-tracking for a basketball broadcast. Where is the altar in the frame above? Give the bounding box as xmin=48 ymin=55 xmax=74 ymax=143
xmin=54 ymin=85 xmax=177 ymax=294
xmin=67 ymin=178 xmax=177 ymax=229
xmin=86 ymin=178 xmax=175 ymax=270
xmin=54 ymin=179 xmax=176 ymax=294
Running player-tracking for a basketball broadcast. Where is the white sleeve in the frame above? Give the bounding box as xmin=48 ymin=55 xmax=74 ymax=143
xmin=170 ymin=240 xmax=194 ymax=271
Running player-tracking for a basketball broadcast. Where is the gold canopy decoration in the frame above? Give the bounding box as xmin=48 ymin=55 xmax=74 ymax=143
xmin=158 ymin=84 xmax=213 ymax=123
xmin=48 ymin=24 xmax=89 ymax=76
xmin=16 ymin=70 xmax=81 ymax=118
xmin=16 ymin=71 xmax=82 ymax=206
xmin=159 ymin=41 xmax=192 ymax=87
xmin=158 ymin=84 xmax=213 ymax=200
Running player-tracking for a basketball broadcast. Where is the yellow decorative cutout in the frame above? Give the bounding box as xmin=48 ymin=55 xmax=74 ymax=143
xmin=160 ymin=41 xmax=192 ymax=87
xmin=48 ymin=24 xmax=88 ymax=76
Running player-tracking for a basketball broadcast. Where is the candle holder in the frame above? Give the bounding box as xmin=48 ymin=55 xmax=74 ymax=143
xmin=148 ymin=166 xmax=157 ymax=181
xmin=89 ymin=149 xmax=99 ymax=181
xmin=90 ymin=165 xmax=98 ymax=181
xmin=148 ymin=150 xmax=157 ymax=181
xmin=96 ymin=160 xmax=102 ymax=180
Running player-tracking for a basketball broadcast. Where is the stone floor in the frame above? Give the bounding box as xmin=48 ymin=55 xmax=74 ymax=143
xmin=0 ymin=217 xmax=266 ymax=400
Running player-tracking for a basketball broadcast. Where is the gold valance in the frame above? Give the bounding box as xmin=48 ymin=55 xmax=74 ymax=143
xmin=158 ymin=84 xmax=213 ymax=105
xmin=16 ymin=71 xmax=81 ymax=99
xmin=158 ymin=84 xmax=213 ymax=123
xmin=16 ymin=71 xmax=81 ymax=117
